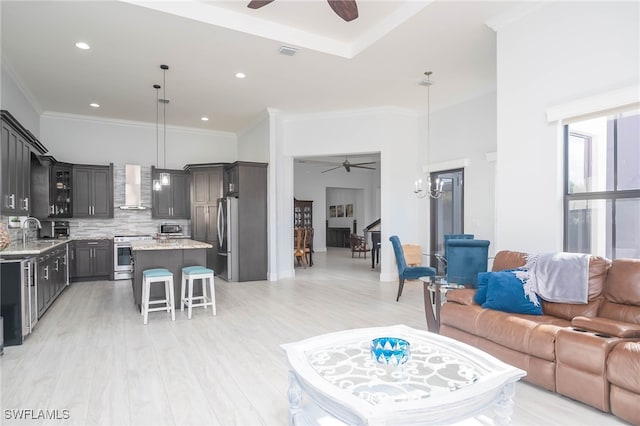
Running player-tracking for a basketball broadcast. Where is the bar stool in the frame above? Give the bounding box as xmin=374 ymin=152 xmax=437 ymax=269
xmin=141 ymin=268 xmax=175 ymax=325
xmin=180 ymin=266 xmax=216 ymax=319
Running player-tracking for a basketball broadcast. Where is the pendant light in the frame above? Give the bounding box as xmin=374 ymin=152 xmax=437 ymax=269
xmin=153 ymin=84 xmax=162 ymax=192
xmin=159 ymin=64 xmax=171 ymax=187
xmin=414 ymin=71 xmax=443 ymax=199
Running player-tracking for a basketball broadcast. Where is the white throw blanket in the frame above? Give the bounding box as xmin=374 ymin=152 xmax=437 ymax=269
xmin=521 ymin=252 xmax=590 ymax=304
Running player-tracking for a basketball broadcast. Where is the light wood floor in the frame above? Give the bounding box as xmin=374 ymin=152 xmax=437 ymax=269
xmin=1 ymin=248 xmax=628 ymax=425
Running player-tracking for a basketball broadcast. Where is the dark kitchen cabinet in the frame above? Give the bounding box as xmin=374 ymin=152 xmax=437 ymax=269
xmin=37 ymin=244 xmax=69 ymax=318
xmin=50 ymin=163 xmax=73 ymax=217
xmin=30 ymin=156 xmax=73 ymax=218
xmin=151 ymin=167 xmax=190 ymax=219
xmin=73 ymin=164 xmax=113 ymax=218
xmin=72 ymin=239 xmax=112 ymax=281
xmin=223 ymin=164 xmax=239 ymax=197
xmin=226 ymin=161 xmax=268 ymax=281
xmin=1 ymin=111 xmax=47 ymax=216
xmin=184 ymin=163 xmax=224 ymax=271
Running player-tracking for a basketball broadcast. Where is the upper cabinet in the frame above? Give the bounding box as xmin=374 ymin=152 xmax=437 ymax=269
xmin=1 ymin=111 xmax=47 ymax=216
xmin=31 ymin=156 xmax=73 ymax=219
xmin=223 ymin=163 xmax=240 ymax=197
xmin=151 ymin=167 xmax=190 ymax=219
xmin=73 ymin=164 xmax=114 ymax=218
xmin=50 ymin=162 xmax=73 ymax=217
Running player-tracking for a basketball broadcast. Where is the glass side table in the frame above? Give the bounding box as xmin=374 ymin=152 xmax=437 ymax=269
xmin=419 ymin=276 xmax=465 ymax=333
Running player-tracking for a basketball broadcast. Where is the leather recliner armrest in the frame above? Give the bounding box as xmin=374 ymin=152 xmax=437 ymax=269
xmin=445 ymin=288 xmax=477 ymax=306
xmin=572 ymin=316 xmax=640 ymax=338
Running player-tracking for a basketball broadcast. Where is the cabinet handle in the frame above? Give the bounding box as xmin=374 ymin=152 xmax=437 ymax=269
xmin=23 ymin=198 xmax=29 ymax=211
xmin=8 ymin=194 xmax=15 ymax=209
xmin=44 ymin=266 xmax=49 ymax=280
xmin=87 ymin=242 xmax=98 ymax=245
xmin=89 ymin=205 xmax=92 ymax=215
xmin=50 ymin=204 xmax=55 ymax=214
xmin=54 ymin=259 xmax=59 ymax=271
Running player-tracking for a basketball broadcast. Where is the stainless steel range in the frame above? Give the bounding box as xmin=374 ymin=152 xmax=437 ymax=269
xmin=113 ymin=234 xmax=153 ymax=280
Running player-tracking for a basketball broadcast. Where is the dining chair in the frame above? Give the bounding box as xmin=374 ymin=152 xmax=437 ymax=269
xmin=445 ymin=238 xmax=490 ymax=287
xmin=389 ymin=235 xmax=436 ymax=301
xmin=350 ymin=233 xmax=368 ymax=258
xmin=294 ymin=227 xmax=308 ymax=268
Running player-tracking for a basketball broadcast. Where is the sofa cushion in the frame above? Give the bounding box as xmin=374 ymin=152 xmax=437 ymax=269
xmin=599 ymin=301 xmax=640 ymax=325
xmin=482 ymin=271 xmax=543 ymax=315
xmin=607 ymin=341 xmax=640 ymax=394
xmin=474 ymin=309 xmax=569 ymax=361
xmin=604 ymin=258 xmax=640 ymax=306
xmin=541 ymin=299 xmax=602 ymax=321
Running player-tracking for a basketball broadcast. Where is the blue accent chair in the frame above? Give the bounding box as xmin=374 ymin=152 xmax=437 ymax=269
xmin=445 ymin=239 xmax=490 ymax=287
xmin=443 ymin=234 xmax=475 ymax=261
xmin=389 ymin=235 xmax=436 ymax=301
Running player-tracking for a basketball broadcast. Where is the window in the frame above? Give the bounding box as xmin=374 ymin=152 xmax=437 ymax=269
xmin=564 ymin=109 xmax=640 ymax=259
xmin=429 ymin=168 xmax=464 ymax=273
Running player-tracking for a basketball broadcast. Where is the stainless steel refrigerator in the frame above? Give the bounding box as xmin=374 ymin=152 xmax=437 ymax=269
xmin=216 ymin=197 xmax=239 ymax=281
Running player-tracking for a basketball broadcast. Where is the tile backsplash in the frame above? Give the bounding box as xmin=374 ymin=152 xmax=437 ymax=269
xmin=2 ymin=164 xmax=191 ymax=241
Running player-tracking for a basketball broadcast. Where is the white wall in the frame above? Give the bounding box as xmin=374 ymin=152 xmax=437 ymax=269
xmin=40 ymin=113 xmax=237 ymax=168
xmin=430 ymin=91 xmax=497 ymax=253
xmin=276 ymin=108 xmax=426 ymax=281
xmin=1 ymin=63 xmax=41 ymax=137
xmin=237 ymin=112 xmax=270 ymax=163
xmin=495 ymin=1 xmax=640 ymax=253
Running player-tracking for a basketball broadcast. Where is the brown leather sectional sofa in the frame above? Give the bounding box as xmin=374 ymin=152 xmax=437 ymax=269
xmin=440 ymin=251 xmax=640 ymax=425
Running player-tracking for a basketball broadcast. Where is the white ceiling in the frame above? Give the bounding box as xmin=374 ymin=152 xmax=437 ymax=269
xmin=1 ymin=1 xmax=520 ymax=133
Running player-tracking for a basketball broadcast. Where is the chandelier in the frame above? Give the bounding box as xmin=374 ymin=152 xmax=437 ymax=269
xmin=414 ymin=71 xmax=443 ymax=199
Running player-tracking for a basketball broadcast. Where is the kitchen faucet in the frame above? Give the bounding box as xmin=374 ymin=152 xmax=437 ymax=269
xmin=22 ymin=217 xmax=42 ymax=245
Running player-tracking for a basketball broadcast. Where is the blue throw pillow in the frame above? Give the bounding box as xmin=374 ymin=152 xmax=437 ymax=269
xmin=474 ymin=272 xmax=491 ymax=305
xmin=482 ymin=271 xmax=543 ymax=315
xmin=475 ymin=269 xmax=523 ymax=305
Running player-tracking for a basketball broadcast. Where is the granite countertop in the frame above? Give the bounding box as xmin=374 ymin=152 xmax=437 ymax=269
xmin=1 ymin=236 xmax=113 ymax=257
xmin=131 ymin=239 xmax=213 ymax=251
xmin=1 ymin=238 xmax=72 ymax=256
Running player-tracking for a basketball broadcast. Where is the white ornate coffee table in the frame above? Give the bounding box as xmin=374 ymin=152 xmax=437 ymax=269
xmin=281 ymin=325 xmax=526 ymax=425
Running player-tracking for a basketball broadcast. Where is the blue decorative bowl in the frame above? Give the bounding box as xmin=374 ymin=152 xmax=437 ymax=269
xmin=370 ymin=337 xmax=410 ymax=366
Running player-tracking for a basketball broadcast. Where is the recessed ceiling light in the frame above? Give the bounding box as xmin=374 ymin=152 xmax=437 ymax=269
xmin=235 ymin=72 xmax=246 ymax=79
xmin=201 ymin=117 xmax=209 ymax=121
xmin=90 ymin=103 xmax=100 ymax=108
xmin=75 ymin=41 xmax=90 ymax=50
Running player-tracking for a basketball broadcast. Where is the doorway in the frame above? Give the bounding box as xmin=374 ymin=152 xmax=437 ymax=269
xmin=429 ymin=168 xmax=464 ymax=273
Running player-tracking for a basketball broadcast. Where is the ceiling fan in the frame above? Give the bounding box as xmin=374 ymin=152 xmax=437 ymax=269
xmin=247 ymin=0 xmax=359 ymax=22
xmin=322 ymin=158 xmax=376 ymax=173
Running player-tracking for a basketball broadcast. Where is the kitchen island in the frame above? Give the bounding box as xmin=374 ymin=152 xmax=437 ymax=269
xmin=131 ymin=239 xmax=213 ymax=308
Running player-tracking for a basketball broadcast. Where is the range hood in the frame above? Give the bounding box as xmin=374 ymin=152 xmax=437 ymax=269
xmin=119 ymin=164 xmax=147 ymax=210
